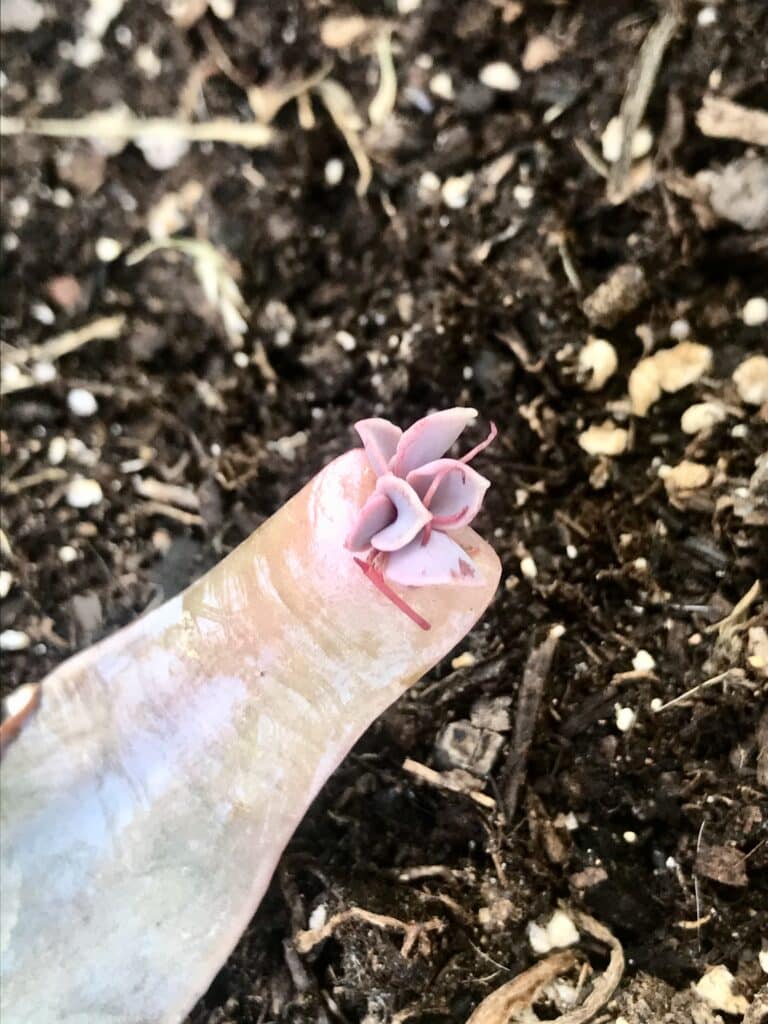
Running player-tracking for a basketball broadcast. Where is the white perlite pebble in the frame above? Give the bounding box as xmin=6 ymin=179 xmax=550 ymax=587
xmin=429 ymin=71 xmax=454 ymax=100
xmin=669 ymin=318 xmax=690 ymax=340
xmin=0 ymin=629 xmax=30 ymax=652
xmin=479 ymin=62 xmax=521 ymax=92
xmin=66 ymin=478 xmax=103 ymax=509
xmin=759 ymin=949 xmax=768 ymax=974
xmin=520 ymin=556 xmax=538 ymax=580
xmin=58 ymin=545 xmax=78 ymax=563
xmin=334 ymin=330 xmax=357 ymax=352
xmin=136 ymin=135 xmax=190 ymax=171
xmin=733 ymin=355 xmax=768 ymax=405
xmin=32 ymin=360 xmax=57 ymax=384
xmin=441 ymin=173 xmax=474 ymax=209
xmin=324 ymin=158 xmax=344 ymax=186
xmin=741 ymin=296 xmax=768 ymax=326
xmin=67 ymin=387 xmax=98 ymax=417
xmin=623 ymin=830 xmax=638 ymax=843
xmin=578 ymin=421 xmax=628 ymax=456
xmin=601 ymin=117 xmax=654 ymax=163
xmin=632 ymin=649 xmax=656 ymax=672
xmin=615 ymin=705 xmax=637 ymax=732
xmin=95 ymin=236 xmax=122 ymax=262
xmin=681 ymin=401 xmax=727 ymax=435
xmin=527 ymin=910 xmax=579 ymax=954
xmin=0 ymin=570 xmax=13 ymax=599
xmin=694 ymin=965 xmax=748 ymax=1015
xmin=48 ymin=435 xmax=68 ymax=465
xmin=578 ymin=337 xmax=618 ymax=391
xmin=697 ymin=5 xmax=718 ymax=26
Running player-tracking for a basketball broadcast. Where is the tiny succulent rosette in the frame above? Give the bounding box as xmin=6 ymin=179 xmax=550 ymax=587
xmin=346 ymin=408 xmax=496 ymax=591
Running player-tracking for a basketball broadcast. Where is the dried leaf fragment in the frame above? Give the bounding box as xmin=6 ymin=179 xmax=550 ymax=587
xmin=582 ymin=264 xmax=648 ymax=327
xmin=696 ymin=844 xmax=748 ymax=887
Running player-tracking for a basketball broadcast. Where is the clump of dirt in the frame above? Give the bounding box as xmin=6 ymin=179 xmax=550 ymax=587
xmin=1 ymin=1 xmax=766 ymax=1022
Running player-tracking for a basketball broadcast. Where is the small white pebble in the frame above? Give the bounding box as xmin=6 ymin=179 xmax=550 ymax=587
xmin=578 ymin=337 xmax=618 ymax=391
xmin=623 ymin=830 xmax=638 ymax=844
xmin=397 ymin=0 xmax=421 ymax=12
xmin=429 ymin=71 xmax=454 ymax=101
xmin=615 ymin=705 xmax=637 ymax=732
xmin=759 ymin=949 xmax=768 ymax=974
xmin=32 ymin=360 xmax=57 ymax=384
xmin=335 ymin=330 xmax=357 ymax=352
xmin=58 ymin=545 xmax=78 ymax=563
xmin=520 ymin=556 xmax=538 ymax=580
xmin=551 ymin=624 xmax=566 ymax=639
xmin=634 ymin=557 xmax=648 ymax=571
xmin=233 ymin=351 xmax=249 ymax=368
xmin=48 ymin=435 xmax=68 ymax=465
xmin=0 ymin=629 xmax=30 ymax=652
xmin=462 ymin=365 xmax=473 ymax=381
xmin=741 ymin=296 xmax=768 ymax=326
xmin=324 ymin=158 xmax=344 ymax=187
xmin=137 ymin=136 xmax=190 ymax=171
xmin=52 ymin=187 xmax=73 ymax=208
xmin=417 ymin=171 xmax=441 ymax=200
xmin=566 ymin=544 xmax=577 ymax=559
xmin=479 ymin=61 xmax=521 ymax=92
xmin=513 ymin=183 xmax=535 ymax=208
xmin=66 ymin=478 xmax=103 ymax=509
xmin=114 ymin=24 xmax=132 ymax=46
xmin=669 ymin=318 xmax=690 ymax=340
xmin=681 ymin=401 xmax=727 ymax=435
xmin=9 ymin=195 xmax=30 ymax=221
xmin=67 ymin=387 xmax=98 ymax=417
xmin=697 ymin=5 xmax=718 ymax=26
xmin=731 ymin=423 xmax=749 ymax=439
xmin=134 ymin=44 xmax=162 ymax=78
xmin=0 ymin=570 xmax=13 ymax=599
xmin=31 ymin=302 xmax=55 ymax=325
xmin=543 ymin=910 xmax=579 ymax=949
xmin=527 ymin=921 xmax=551 ymax=954
xmin=95 ymin=236 xmax=122 ymax=262
xmin=650 ymin=698 xmax=663 ymax=712
xmin=601 ymin=117 xmax=653 ymax=163
xmin=632 ymin=649 xmax=656 ymax=672
xmin=308 ymin=904 xmax=327 ymax=930
xmin=441 ymin=173 xmax=474 ymax=209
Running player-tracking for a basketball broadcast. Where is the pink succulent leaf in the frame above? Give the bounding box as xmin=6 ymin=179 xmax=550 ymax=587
xmin=369 ymin=475 xmax=432 ymax=552
xmin=406 ymin=458 xmax=490 ymax=530
xmin=385 ymin=531 xmax=481 ymax=587
xmin=345 ymin=492 xmax=396 ymax=551
xmin=390 ymin=408 xmax=478 ymax=477
xmin=354 ymin=418 xmax=403 ymax=477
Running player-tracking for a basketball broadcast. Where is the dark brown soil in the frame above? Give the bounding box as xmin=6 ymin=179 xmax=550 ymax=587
xmin=2 ymin=1 xmax=767 ymax=1022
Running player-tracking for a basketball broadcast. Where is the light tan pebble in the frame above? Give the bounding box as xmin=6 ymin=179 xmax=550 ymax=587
xmin=694 ymin=965 xmax=748 ymax=1016
xmin=66 ymin=478 xmax=104 ymax=509
xmin=451 ymin=651 xmax=476 ymax=670
xmin=417 ymin=170 xmax=441 ymax=201
xmin=479 ymin=62 xmax=521 ymax=92
xmin=32 ymin=361 xmax=57 ymax=384
xmin=397 ymin=0 xmax=421 ymax=12
xmin=520 ymin=555 xmax=538 ymax=580
xmin=669 ymin=318 xmax=690 ymax=340
xmin=623 ymin=830 xmax=638 ymax=843
xmin=324 ymin=158 xmax=344 ymax=186
xmin=759 ymin=949 xmax=768 ymax=974
xmin=578 ymin=337 xmax=618 ymax=391
xmin=681 ymin=401 xmax=727 ymax=434
xmin=650 ymin=698 xmax=663 ymax=712
xmin=513 ymin=184 xmax=535 ymax=207
xmin=632 ymin=649 xmax=655 ymax=672
xmin=742 ymin=296 xmax=768 ymax=326
xmin=429 ymin=71 xmax=454 ymax=100
xmin=601 ymin=116 xmax=654 ymax=163
xmin=521 ymin=34 xmax=560 ymax=72
xmin=334 ymin=330 xmax=356 ymax=352
xmin=578 ymin=421 xmax=629 ymax=456
xmin=441 ymin=173 xmax=474 ymax=209
xmin=733 ymin=354 xmax=768 ymax=405
xmin=136 ymin=135 xmax=190 ymax=171
xmin=58 ymin=545 xmax=78 ymax=563
xmin=659 ymin=460 xmax=711 ymax=493
xmin=134 ymin=44 xmax=161 ymax=78
xmin=654 ymin=342 xmax=713 ymax=392
xmin=0 ymin=629 xmax=30 ymax=652
xmin=0 ymin=570 xmax=13 ymax=599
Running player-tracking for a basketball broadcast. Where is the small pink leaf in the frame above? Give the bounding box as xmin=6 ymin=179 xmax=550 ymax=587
xmin=407 ymin=458 xmax=490 ymax=529
xmin=385 ymin=531 xmax=481 ymax=587
xmin=354 ymin=418 xmax=402 ymax=477
xmin=370 ymin=475 xmax=432 ymax=551
xmin=345 ymin=492 xmax=395 ymax=551
xmin=390 ymin=408 xmax=477 ymax=477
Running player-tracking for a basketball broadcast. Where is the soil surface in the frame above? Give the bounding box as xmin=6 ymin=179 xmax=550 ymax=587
xmin=2 ymin=1 xmax=767 ymax=1022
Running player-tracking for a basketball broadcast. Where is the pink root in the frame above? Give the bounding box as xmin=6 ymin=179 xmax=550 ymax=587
xmin=460 ymin=421 xmax=497 ymax=464
xmin=353 ymin=557 xmax=431 ymax=631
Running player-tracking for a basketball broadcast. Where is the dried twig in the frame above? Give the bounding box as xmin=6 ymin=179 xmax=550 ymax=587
xmin=558 ymin=911 xmax=625 ymax=1024
xmin=368 ymin=30 xmax=397 ymax=126
xmin=652 ymin=668 xmax=747 ymax=712
xmin=4 ymin=469 xmax=68 ymax=496
xmin=465 ymin=950 xmax=578 ymax=1024
xmin=500 ymin=626 xmax=563 ymax=820
xmin=402 ymin=757 xmax=496 ymax=809
xmin=294 ymin=905 xmax=444 ymax=958
xmin=316 ymin=79 xmax=372 ymax=196
xmin=607 ymin=6 xmax=680 ymax=204
xmin=133 ymin=477 xmax=200 ymax=513
xmin=1 ymin=114 xmax=275 ymax=149
xmin=696 ymin=95 xmax=768 ymax=147
xmin=1 ymin=315 xmax=126 ymax=382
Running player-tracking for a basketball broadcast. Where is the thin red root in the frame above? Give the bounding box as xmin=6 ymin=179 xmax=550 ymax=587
xmin=353 ymin=557 xmax=431 ymax=631
xmin=460 ymin=421 xmax=497 ymax=464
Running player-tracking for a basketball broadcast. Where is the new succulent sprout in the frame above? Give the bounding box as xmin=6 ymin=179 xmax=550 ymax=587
xmin=0 ymin=409 xmax=500 ymax=1024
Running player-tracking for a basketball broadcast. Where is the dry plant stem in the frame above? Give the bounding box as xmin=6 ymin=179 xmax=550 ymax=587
xmin=0 ymin=114 xmax=275 ymax=148
xmin=1 ymin=314 xmax=126 ymax=369
xmin=465 ymin=950 xmax=578 ymax=1024
xmin=607 ymin=5 xmax=679 ymax=204
xmin=501 ymin=627 xmax=562 ymax=820
xmin=0 ymin=449 xmax=499 ymax=1024
xmin=696 ymin=95 xmax=768 ymax=147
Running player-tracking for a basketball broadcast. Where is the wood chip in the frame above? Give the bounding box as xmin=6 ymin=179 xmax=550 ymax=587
xmin=696 ymin=844 xmax=749 ymax=887
xmin=696 ymin=95 xmax=768 ymax=147
xmin=402 ymin=757 xmax=496 ymax=809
